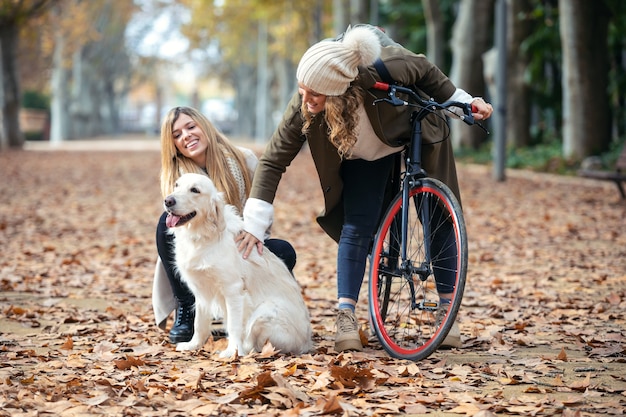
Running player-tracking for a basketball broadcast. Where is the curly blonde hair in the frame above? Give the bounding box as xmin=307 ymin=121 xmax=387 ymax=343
xmin=159 ymin=107 xmax=251 ymax=213
xmin=301 ymin=84 xmax=364 ymax=159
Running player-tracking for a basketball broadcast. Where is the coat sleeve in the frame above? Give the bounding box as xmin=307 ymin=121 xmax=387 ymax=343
xmin=242 ymin=91 xmax=306 ymax=239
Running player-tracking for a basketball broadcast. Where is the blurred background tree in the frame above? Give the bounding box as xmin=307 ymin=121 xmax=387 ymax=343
xmin=1 ymin=0 xmax=625 ymax=172
xmin=0 ymin=0 xmax=51 ymax=149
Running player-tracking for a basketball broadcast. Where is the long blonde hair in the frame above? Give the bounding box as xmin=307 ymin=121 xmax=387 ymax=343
xmin=301 ymin=83 xmax=364 ymax=159
xmin=159 ymin=106 xmax=251 ymax=213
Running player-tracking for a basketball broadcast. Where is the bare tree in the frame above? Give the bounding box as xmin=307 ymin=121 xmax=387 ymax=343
xmin=506 ymin=0 xmax=533 ymax=148
xmin=0 ymin=0 xmax=52 ymax=150
xmin=421 ymin=0 xmax=444 ymax=69
xmin=449 ymin=0 xmax=494 ymax=149
xmin=559 ymin=0 xmax=611 ymax=159
xmin=333 ymin=0 xmax=350 ymax=34
xmin=48 ymin=0 xmax=134 ymax=142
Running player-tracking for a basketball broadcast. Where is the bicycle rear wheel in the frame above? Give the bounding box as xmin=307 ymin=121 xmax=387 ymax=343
xmin=368 ymin=177 xmax=467 ymax=361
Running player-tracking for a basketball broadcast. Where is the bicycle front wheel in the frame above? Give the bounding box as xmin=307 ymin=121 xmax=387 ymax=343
xmin=368 ymin=177 xmax=467 ymax=361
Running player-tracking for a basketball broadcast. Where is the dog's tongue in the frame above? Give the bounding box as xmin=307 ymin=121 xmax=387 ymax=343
xmin=166 ymin=213 xmax=181 ymax=228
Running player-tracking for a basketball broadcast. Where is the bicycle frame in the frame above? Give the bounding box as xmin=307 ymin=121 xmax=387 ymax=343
xmin=369 ymin=81 xmax=481 ymax=359
xmin=374 ymin=83 xmax=475 ymax=289
xmin=400 ymin=106 xmax=436 ymax=275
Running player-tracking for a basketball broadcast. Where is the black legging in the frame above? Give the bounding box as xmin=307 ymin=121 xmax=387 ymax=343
xmin=155 ymin=211 xmax=297 ymax=302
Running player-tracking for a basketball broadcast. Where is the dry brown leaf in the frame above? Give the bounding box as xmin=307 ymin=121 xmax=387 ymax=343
xmin=449 ymin=403 xmax=481 ymax=415
xmin=569 ymin=373 xmax=591 ymax=391
xmin=113 ymin=355 xmax=145 ymax=370
xmin=321 ymin=394 xmax=343 ymax=415
xmin=1 ymin=147 xmax=625 ymax=417
xmin=60 ymin=335 xmax=73 ymax=350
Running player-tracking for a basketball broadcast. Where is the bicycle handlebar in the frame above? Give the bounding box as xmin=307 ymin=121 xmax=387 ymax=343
xmin=372 ymin=82 xmax=477 ymax=126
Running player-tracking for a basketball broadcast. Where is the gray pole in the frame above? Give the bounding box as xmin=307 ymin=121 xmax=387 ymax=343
xmin=493 ymin=0 xmax=507 ymax=181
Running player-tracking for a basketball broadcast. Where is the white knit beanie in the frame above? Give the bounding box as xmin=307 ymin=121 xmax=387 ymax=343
xmin=296 ymin=26 xmax=382 ymax=96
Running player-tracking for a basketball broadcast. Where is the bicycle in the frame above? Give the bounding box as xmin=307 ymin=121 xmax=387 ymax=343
xmin=367 ymin=81 xmax=484 ymax=361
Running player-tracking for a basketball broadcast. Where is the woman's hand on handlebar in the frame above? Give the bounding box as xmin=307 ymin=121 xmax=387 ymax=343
xmin=236 ymin=231 xmax=263 ymax=259
xmin=471 ymin=97 xmax=493 ymax=120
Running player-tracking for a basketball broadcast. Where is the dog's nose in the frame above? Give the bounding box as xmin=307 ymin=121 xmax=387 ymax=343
xmin=164 ymin=196 xmax=176 ymax=208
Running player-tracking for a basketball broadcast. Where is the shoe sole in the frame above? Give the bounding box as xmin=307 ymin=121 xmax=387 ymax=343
xmin=169 ymin=334 xmax=192 ymax=344
xmin=169 ymin=329 xmax=227 ymax=344
xmin=335 ymin=339 xmax=363 ymax=352
xmin=439 ymin=334 xmax=461 ymax=349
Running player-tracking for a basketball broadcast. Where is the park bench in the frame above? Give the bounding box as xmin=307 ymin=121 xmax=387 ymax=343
xmin=577 ymin=143 xmax=626 ymax=199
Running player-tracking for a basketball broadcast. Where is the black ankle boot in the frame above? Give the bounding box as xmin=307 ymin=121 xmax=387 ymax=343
xmin=169 ymin=300 xmax=195 ymax=343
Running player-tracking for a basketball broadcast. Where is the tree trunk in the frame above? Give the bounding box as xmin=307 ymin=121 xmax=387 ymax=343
xmin=333 ymin=0 xmax=349 ymax=33
xmin=234 ymin=64 xmax=256 ymax=139
xmin=559 ymin=0 xmax=611 ymax=159
xmin=0 ymin=21 xmax=24 ymax=149
xmin=421 ymin=0 xmax=444 ymax=69
xmin=0 ymin=27 xmax=5 ymax=149
xmin=506 ymin=0 xmax=533 ymax=147
xmin=50 ymin=25 xmax=70 ymax=144
xmin=255 ymin=19 xmax=269 ymax=142
xmin=350 ymin=0 xmax=369 ymax=24
xmin=449 ymin=0 xmax=494 ymax=149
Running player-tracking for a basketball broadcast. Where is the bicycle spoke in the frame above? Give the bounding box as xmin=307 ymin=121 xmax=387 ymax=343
xmin=369 ymin=178 xmax=467 ymax=361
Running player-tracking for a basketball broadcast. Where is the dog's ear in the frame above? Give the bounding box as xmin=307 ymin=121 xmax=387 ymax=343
xmin=207 ymin=193 xmax=226 ymax=232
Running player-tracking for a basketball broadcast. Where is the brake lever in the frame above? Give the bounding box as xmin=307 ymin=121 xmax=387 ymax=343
xmin=373 ymin=96 xmax=408 ymax=106
xmin=374 ymin=95 xmax=409 ymax=106
xmin=476 ymin=122 xmax=489 ymax=134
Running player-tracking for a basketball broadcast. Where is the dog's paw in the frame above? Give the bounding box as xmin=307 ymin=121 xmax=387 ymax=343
xmin=176 ymin=341 xmax=201 ymax=351
xmin=218 ymin=347 xmax=237 ymax=358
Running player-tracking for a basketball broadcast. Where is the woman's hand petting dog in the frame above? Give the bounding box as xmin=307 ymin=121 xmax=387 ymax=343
xmin=236 ymin=231 xmax=264 ymax=259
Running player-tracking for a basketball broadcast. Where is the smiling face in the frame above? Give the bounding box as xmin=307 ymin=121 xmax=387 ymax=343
xmin=172 ymin=113 xmax=209 ymax=167
xmin=298 ymin=83 xmax=327 ymax=114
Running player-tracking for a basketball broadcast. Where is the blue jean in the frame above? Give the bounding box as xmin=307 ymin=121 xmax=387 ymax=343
xmin=337 ymin=156 xmax=394 ymax=302
xmin=337 ymin=155 xmax=458 ymax=302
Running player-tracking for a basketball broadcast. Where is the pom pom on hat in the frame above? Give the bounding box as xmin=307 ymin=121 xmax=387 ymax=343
xmin=296 ymin=26 xmax=382 ymax=96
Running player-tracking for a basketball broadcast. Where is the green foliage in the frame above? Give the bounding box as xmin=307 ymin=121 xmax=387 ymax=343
xmin=455 ymin=141 xmax=494 ymax=165
xmin=378 ymin=0 xmax=457 ymax=72
xmin=607 ymin=0 xmax=626 ymax=141
xmin=603 ymin=139 xmax=626 ymax=168
xmin=21 ymin=90 xmax=49 ymax=110
xmin=456 ymin=140 xmax=580 ymax=175
xmin=23 ymin=131 xmax=46 ymax=141
xmin=505 ymin=141 xmax=574 ymax=173
xmin=521 ymin=0 xmax=562 ymax=145
xmin=520 ymin=0 xmax=626 ymax=148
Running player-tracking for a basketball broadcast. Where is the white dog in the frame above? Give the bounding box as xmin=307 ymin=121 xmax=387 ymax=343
xmin=164 ymin=173 xmax=312 ymax=357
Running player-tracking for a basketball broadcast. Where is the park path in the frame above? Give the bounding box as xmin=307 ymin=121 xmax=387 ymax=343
xmin=0 ymin=138 xmax=624 ymax=416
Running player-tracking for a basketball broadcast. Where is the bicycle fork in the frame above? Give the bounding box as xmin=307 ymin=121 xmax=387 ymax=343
xmin=399 ymin=174 xmax=437 ymax=312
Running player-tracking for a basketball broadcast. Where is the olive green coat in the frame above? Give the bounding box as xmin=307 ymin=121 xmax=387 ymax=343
xmin=250 ymin=45 xmax=462 ymax=243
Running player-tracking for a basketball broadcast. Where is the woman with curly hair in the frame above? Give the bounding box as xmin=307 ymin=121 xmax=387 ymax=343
xmin=153 ymin=106 xmax=296 ymax=344
xmin=237 ymin=25 xmax=493 ymax=352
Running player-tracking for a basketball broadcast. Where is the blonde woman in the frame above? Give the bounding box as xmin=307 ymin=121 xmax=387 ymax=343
xmin=153 ymin=106 xmax=296 ymax=343
xmin=237 ymin=26 xmax=493 ymax=352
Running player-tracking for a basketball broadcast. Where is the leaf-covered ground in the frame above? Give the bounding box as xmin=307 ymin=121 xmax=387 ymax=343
xmin=1 ymin=138 xmax=625 ymax=416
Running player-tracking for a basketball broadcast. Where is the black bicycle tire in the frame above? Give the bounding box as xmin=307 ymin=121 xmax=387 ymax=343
xmin=368 ymin=177 xmax=468 ymax=361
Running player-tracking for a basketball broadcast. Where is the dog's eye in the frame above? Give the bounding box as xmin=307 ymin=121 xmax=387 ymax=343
xmin=190 ymin=187 xmax=200 ymax=193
